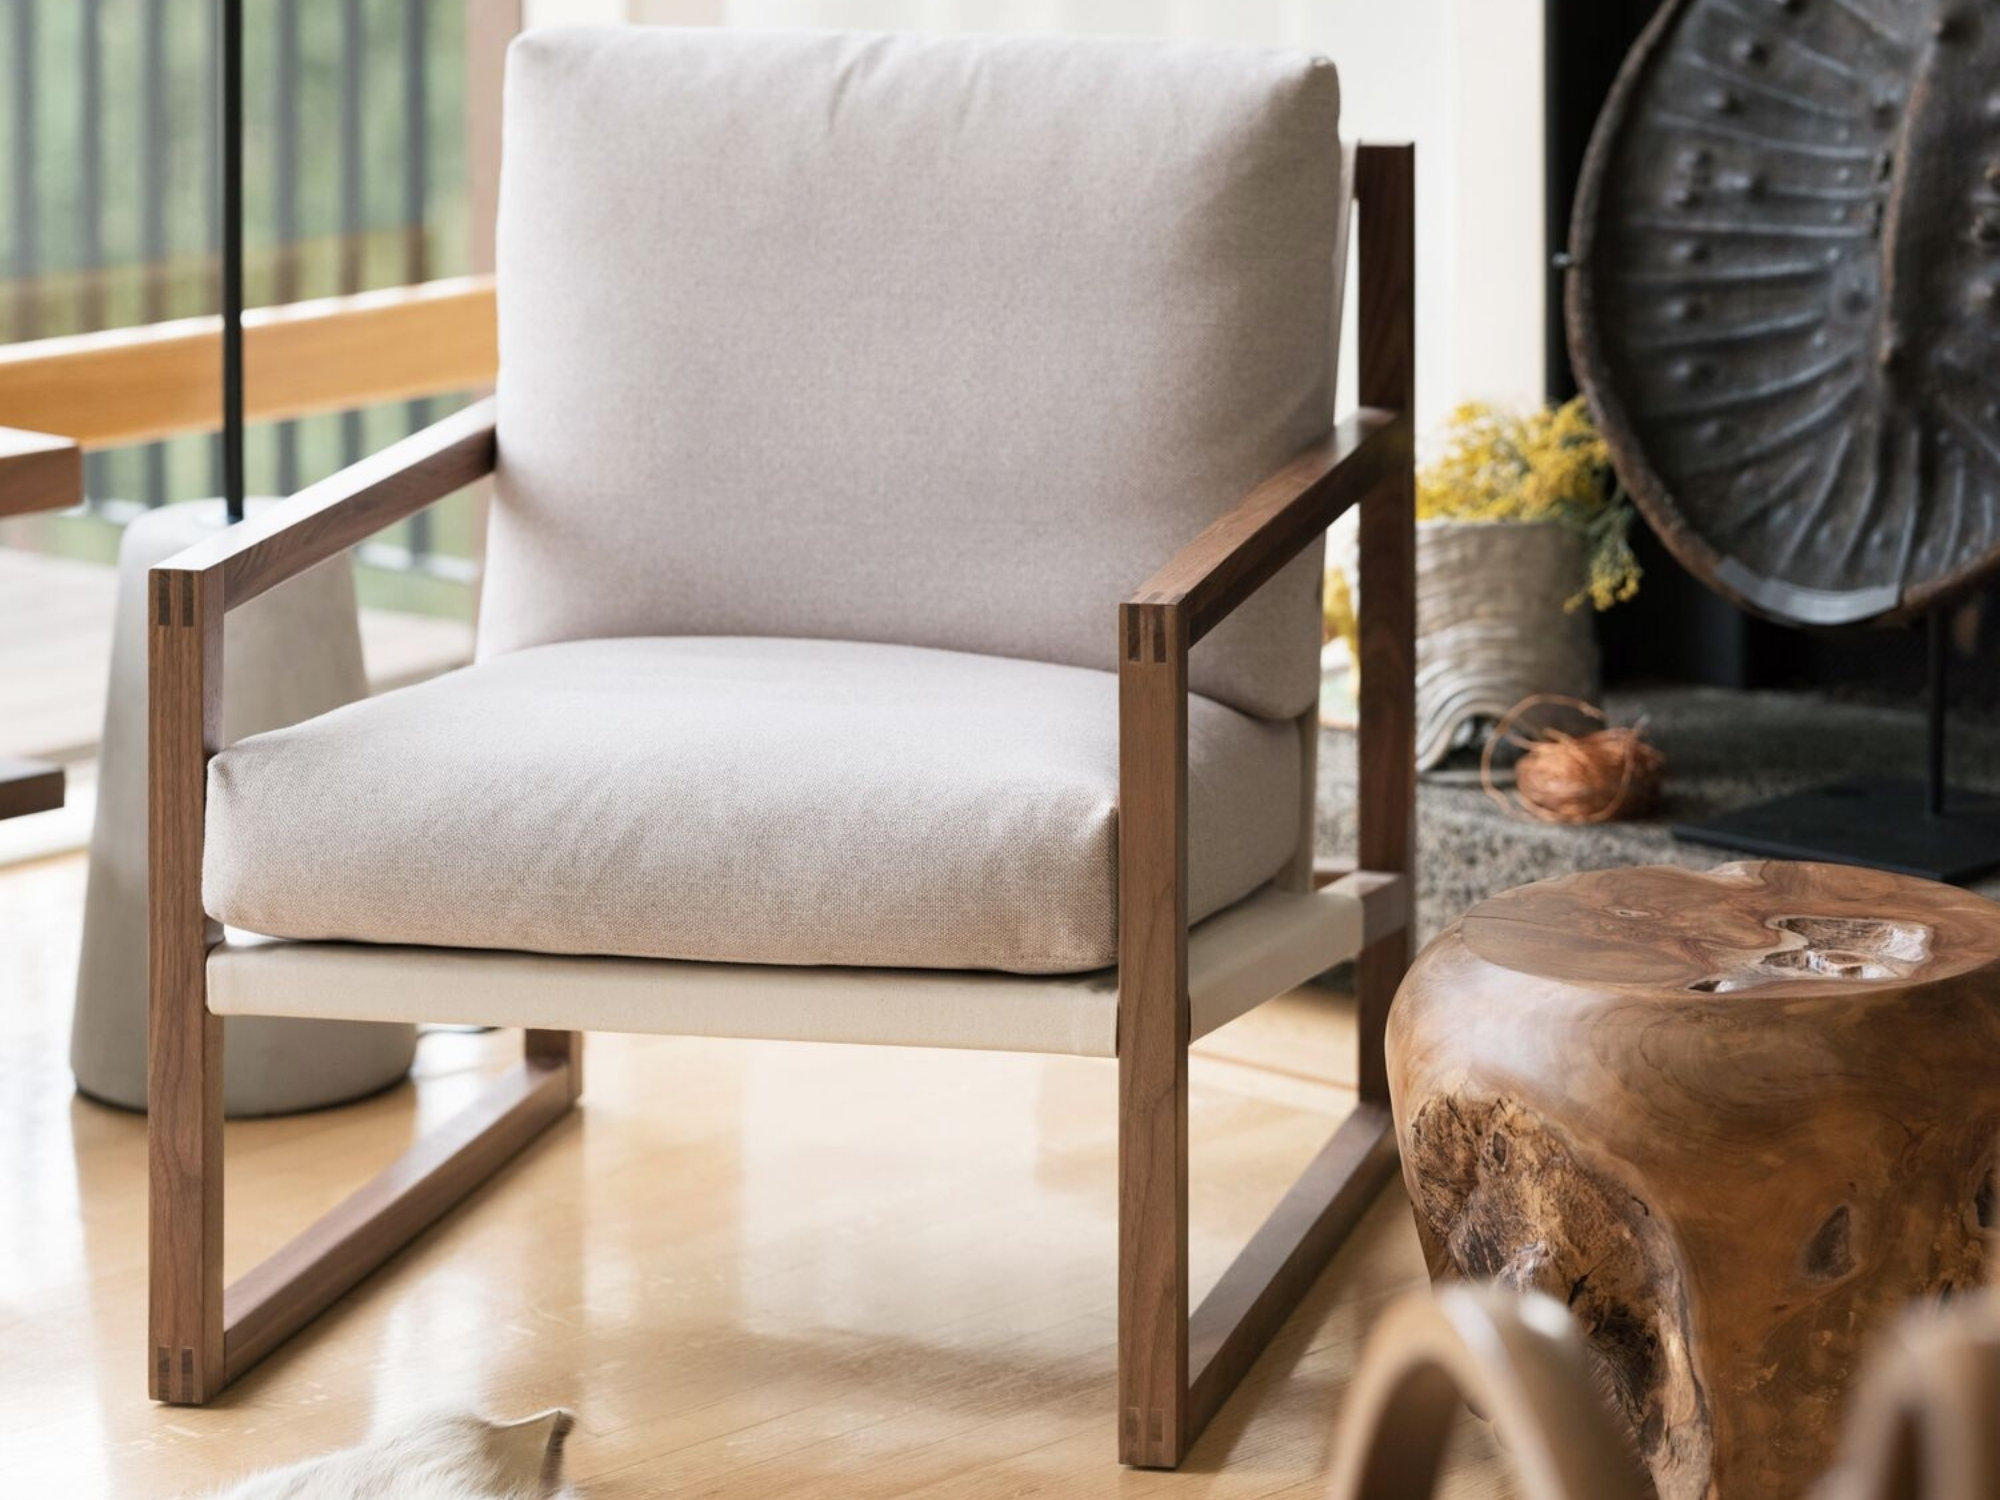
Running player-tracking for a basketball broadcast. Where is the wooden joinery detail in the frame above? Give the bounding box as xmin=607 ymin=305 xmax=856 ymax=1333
xmin=139 ymin=142 xmax=1417 ymax=1459
xmin=1114 ymin=141 xmax=1418 ymax=1469
xmin=1353 ymin=143 xmax=1417 ymax=1109
xmin=1117 ymin=598 xmax=1192 ymax=1468
xmin=144 ymin=399 xmax=560 ymax=1408
xmin=1315 ymin=865 xmax=1414 ymax=951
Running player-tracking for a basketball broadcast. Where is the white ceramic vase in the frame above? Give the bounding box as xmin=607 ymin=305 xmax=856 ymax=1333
xmin=1335 ymin=518 xmax=1600 ymax=770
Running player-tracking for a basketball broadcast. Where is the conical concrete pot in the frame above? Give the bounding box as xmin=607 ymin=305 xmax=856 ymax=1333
xmin=71 ymin=500 xmax=417 ymax=1116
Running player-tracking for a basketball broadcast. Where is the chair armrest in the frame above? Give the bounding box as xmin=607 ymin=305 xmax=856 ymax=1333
xmin=1125 ymin=406 xmax=1410 ymax=643
xmin=0 ymin=426 xmax=83 ymax=519
xmin=154 ymin=396 xmax=495 ymax=614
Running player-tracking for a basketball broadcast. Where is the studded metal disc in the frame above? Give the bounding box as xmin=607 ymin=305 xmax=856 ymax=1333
xmin=1568 ymin=0 xmax=2000 ymax=626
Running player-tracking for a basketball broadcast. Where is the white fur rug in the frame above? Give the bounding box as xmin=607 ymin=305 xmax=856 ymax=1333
xmin=200 ymin=1409 xmax=575 ymax=1500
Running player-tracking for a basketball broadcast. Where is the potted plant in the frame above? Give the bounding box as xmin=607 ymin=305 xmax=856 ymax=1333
xmin=1325 ymin=397 xmax=1640 ymax=769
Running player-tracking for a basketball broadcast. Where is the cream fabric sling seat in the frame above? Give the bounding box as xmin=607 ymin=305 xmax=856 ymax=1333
xmin=206 ymin=868 xmax=1374 ymax=1058
xmin=144 ymin=24 xmax=1421 ymax=1473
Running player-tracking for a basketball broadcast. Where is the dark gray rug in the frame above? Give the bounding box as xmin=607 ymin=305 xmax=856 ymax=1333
xmin=1316 ymin=685 xmax=2000 ymax=944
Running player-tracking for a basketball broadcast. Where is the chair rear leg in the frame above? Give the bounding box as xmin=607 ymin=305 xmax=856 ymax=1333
xmin=1354 ymin=936 xmax=1408 ymax=1106
xmin=526 ymin=1028 xmax=584 ymax=1101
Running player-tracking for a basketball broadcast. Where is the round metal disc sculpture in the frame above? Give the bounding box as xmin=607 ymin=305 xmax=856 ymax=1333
xmin=1568 ymin=0 xmax=2000 ymax=627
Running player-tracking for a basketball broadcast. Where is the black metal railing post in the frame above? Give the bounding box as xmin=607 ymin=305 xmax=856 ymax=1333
xmin=221 ymin=0 xmax=245 ymax=525
xmin=140 ymin=0 xmax=169 ymax=507
xmin=80 ymin=0 xmax=108 ymax=505
xmin=338 ymin=0 xmax=365 ymax=468
xmin=273 ymin=0 xmax=302 ymax=498
xmin=403 ymin=0 xmax=434 ymax=567
xmin=9 ymin=0 xmax=40 ymax=343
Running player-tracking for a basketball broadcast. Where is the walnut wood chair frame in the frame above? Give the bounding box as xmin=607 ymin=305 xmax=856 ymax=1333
xmin=147 ymin=142 xmax=1416 ymax=1470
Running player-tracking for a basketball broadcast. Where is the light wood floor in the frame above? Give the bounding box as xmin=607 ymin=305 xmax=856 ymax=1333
xmin=0 ymin=851 xmax=1513 ymax=1499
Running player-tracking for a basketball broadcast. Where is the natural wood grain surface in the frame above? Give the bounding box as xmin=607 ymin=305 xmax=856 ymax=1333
xmin=140 ymin=394 xmax=523 ymax=1411
xmin=1185 ymin=1105 xmax=1400 ymax=1440
xmin=157 ymin=398 xmax=495 ymax=611
xmin=1109 ymin=140 xmax=1420 ymax=1469
xmin=127 ymin=136 xmax=1417 ymax=1461
xmin=1352 ymin=143 xmax=1417 ymax=1110
xmin=0 ymin=277 xmax=496 ymax=451
xmin=1389 ymin=859 xmax=2000 ymax=1500
xmin=1130 ymin=410 xmax=1411 ymax=643
xmin=146 ymin=567 xmax=224 ymax=1403
xmin=1313 ymin=862 xmax=1412 ymax=950
xmin=0 ymin=426 xmax=82 ymax=518
xmin=224 ymin=1054 xmax=577 ymax=1383
xmin=0 ymin=854 xmax=1515 ymax=1500
xmin=1117 ymin=598 xmax=1193 ymax=1468
xmin=526 ymin=1028 xmax=585 ymax=1103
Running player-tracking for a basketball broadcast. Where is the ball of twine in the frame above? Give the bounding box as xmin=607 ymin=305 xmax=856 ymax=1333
xmin=1480 ymin=695 xmax=1665 ymax=825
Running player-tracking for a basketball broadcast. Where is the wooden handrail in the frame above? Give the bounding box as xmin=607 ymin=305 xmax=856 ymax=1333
xmin=0 ymin=275 xmax=496 ymax=451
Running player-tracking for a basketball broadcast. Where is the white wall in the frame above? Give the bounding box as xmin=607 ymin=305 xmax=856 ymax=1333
xmin=524 ymin=0 xmax=1547 ymax=426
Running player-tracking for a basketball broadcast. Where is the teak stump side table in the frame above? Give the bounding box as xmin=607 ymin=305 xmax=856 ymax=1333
xmin=1386 ymin=860 xmax=2000 ymax=1500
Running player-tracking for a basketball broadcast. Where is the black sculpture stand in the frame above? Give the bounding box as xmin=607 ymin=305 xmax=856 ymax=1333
xmin=1674 ymin=613 xmax=2000 ymax=885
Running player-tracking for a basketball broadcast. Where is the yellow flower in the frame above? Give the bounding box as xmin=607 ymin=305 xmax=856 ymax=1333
xmin=1408 ymin=397 xmax=1640 ymax=612
xmin=1323 ymin=563 xmax=1359 ymax=661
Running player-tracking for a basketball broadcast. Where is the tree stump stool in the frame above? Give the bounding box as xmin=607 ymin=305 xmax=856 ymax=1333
xmin=1386 ymin=860 xmax=2000 ymax=1500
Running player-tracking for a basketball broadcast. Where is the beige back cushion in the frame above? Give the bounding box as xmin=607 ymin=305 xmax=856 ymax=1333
xmin=482 ymin=26 xmax=1343 ymax=720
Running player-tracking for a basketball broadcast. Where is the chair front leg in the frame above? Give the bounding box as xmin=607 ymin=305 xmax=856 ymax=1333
xmin=1117 ymin=598 xmax=1192 ymax=1468
xmin=145 ymin=562 xmax=581 ymax=1406
xmin=149 ymin=568 xmax=227 ymax=1404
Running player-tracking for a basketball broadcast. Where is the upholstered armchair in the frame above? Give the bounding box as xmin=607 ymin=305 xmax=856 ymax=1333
xmin=147 ymin=28 xmax=1416 ymax=1469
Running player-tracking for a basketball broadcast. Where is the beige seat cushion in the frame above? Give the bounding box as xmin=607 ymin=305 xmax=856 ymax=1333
xmin=204 ymin=637 xmax=1302 ymax=975
xmin=484 ymin=27 xmax=1342 ymax=721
